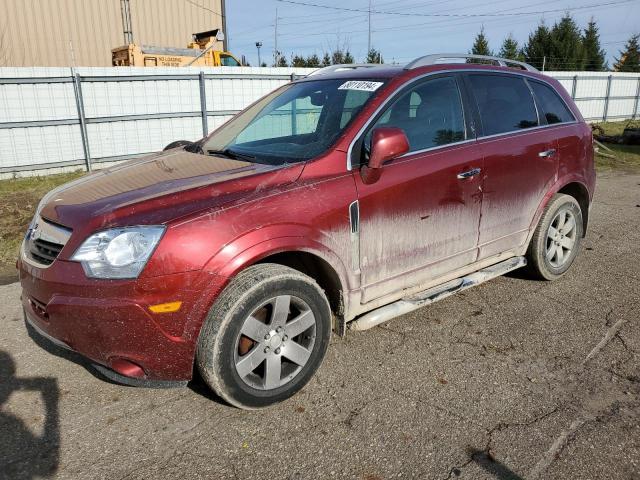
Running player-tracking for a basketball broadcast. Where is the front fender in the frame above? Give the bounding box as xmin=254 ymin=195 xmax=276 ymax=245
xmin=179 ymin=227 xmax=354 ymax=340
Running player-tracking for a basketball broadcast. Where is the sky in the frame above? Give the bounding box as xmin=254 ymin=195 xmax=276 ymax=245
xmin=225 ymin=0 xmax=640 ymax=68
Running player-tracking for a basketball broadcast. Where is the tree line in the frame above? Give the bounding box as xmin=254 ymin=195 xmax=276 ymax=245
xmin=470 ymin=15 xmax=639 ymax=72
xmin=269 ymin=47 xmax=383 ymax=68
xmin=268 ymin=15 xmax=638 ymax=72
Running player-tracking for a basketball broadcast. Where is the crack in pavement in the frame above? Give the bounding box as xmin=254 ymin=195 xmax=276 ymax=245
xmin=583 ymin=317 xmax=628 ymax=365
xmin=440 ymin=406 xmax=561 ymax=479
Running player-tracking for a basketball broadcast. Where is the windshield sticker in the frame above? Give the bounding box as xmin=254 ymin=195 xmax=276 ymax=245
xmin=338 ymin=80 xmax=384 ymax=92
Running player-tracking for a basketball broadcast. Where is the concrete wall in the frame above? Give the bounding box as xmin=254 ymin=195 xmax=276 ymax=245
xmin=0 ymin=0 xmax=224 ymax=67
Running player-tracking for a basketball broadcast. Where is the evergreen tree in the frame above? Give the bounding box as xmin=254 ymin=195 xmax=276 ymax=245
xmin=344 ymin=51 xmax=354 ymax=63
xmin=366 ymin=48 xmax=384 ymax=64
xmin=291 ymin=54 xmax=307 ymax=67
xmin=582 ymin=19 xmax=606 ymax=71
xmin=331 ymin=49 xmax=354 ymax=64
xmin=614 ymin=34 xmax=640 ymax=72
xmin=498 ymin=34 xmax=524 ymax=61
xmin=306 ymin=53 xmax=321 ymax=67
xmin=321 ymin=52 xmax=331 ymax=66
xmin=277 ymin=56 xmax=288 ymax=67
xmin=470 ymin=27 xmax=492 ymax=56
xmin=548 ymin=14 xmax=584 ymax=70
xmin=523 ymin=22 xmax=552 ymax=70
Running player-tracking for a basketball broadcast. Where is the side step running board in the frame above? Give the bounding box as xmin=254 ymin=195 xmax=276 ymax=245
xmin=349 ymin=256 xmax=527 ymax=332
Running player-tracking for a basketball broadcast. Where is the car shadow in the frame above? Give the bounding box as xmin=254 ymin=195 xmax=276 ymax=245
xmin=467 ymin=447 xmax=525 ymax=480
xmin=0 ymin=350 xmax=60 ymax=479
xmin=187 ymin=369 xmax=230 ymax=407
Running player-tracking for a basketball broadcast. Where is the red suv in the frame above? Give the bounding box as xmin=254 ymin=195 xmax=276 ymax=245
xmin=19 ymin=55 xmax=595 ymax=409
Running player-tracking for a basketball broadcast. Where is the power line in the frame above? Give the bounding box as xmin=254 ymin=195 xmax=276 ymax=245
xmin=182 ymin=0 xmax=223 ymax=17
xmin=276 ymin=0 xmax=638 ymax=18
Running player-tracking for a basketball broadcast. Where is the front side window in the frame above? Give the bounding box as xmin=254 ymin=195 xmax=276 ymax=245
xmin=530 ymin=81 xmax=575 ymax=125
xmin=365 ymin=76 xmax=466 ymax=154
xmin=202 ymin=78 xmax=384 ymax=165
xmin=469 ymin=74 xmax=538 ymax=136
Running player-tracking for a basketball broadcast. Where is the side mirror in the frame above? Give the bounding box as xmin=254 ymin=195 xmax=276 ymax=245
xmin=163 ymin=140 xmax=203 ymax=154
xmin=164 ymin=140 xmax=194 ymax=151
xmin=361 ymin=127 xmax=409 ymax=184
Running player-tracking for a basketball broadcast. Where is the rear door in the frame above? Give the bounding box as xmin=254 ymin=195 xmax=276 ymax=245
xmin=352 ymin=74 xmax=484 ymax=303
xmin=465 ymin=73 xmax=559 ymax=260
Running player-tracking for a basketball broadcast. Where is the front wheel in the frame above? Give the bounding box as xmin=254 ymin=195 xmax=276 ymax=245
xmin=526 ymin=193 xmax=584 ymax=280
xmin=196 ymin=264 xmax=331 ymax=409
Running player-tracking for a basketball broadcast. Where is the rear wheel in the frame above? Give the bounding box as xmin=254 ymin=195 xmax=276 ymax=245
xmin=196 ymin=264 xmax=331 ymax=409
xmin=526 ymin=193 xmax=583 ymax=280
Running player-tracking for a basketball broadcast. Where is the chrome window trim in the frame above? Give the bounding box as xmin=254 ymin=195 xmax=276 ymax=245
xmin=473 ymin=120 xmax=578 ymax=142
xmin=346 ymin=68 xmax=579 ymax=171
xmin=396 ymin=138 xmax=476 ymax=159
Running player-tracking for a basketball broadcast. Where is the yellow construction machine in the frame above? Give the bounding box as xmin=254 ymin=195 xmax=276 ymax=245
xmin=112 ymin=29 xmax=241 ymax=67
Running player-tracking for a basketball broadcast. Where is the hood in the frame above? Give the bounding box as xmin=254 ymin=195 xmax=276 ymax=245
xmin=40 ymin=150 xmax=303 ymax=228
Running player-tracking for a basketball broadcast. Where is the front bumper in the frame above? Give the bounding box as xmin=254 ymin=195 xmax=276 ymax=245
xmin=19 ymin=258 xmax=226 ymax=382
xmin=24 ymin=308 xmax=188 ymax=388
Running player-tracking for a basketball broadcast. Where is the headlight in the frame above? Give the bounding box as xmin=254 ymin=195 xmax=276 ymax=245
xmin=71 ymin=226 xmax=165 ymax=279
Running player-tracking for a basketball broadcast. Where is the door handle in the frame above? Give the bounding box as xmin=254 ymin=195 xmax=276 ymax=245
xmin=457 ymin=168 xmax=481 ymax=180
xmin=538 ymin=149 xmax=556 ymax=158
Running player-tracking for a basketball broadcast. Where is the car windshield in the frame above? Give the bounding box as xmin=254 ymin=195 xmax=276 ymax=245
xmin=201 ymin=78 xmax=386 ymax=165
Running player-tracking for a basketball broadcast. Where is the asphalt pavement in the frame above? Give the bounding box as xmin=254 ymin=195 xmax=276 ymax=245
xmin=1 ymin=171 xmax=638 ymax=480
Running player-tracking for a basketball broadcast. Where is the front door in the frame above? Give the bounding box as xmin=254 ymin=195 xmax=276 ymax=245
xmin=352 ymin=75 xmax=483 ymax=303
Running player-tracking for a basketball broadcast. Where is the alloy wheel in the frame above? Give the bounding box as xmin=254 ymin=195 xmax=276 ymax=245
xmin=234 ymin=295 xmax=317 ymax=390
xmin=545 ymin=208 xmax=577 ymax=268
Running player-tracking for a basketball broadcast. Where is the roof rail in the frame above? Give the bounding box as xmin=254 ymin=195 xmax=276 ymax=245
xmin=405 ymin=54 xmax=538 ymax=72
xmin=307 ymin=63 xmax=382 ymax=76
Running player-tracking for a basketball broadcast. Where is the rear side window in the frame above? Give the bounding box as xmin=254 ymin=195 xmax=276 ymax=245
xmin=530 ymin=81 xmax=575 ymax=124
xmin=469 ymin=74 xmax=538 ymax=136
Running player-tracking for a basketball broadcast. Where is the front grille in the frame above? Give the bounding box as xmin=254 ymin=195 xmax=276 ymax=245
xmin=29 ymin=238 xmax=64 ymax=265
xmin=23 ymin=216 xmax=72 ymax=267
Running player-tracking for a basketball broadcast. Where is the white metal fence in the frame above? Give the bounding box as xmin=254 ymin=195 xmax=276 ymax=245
xmin=1 ymin=67 xmax=639 ymax=178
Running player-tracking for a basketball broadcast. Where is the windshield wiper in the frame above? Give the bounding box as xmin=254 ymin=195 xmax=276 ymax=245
xmin=207 ymin=148 xmax=256 ymax=161
xmin=184 ymin=142 xmax=204 ymax=154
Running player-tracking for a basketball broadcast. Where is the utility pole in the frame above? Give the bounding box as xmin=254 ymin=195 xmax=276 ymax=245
xmin=274 ymin=8 xmax=279 ymax=66
xmin=221 ymin=0 xmax=229 ymax=52
xmin=367 ymin=0 xmax=372 ymax=55
xmin=120 ymin=0 xmax=133 ymax=44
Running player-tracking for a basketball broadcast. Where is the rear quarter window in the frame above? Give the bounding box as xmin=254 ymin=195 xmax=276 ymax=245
xmin=529 ymin=81 xmax=575 ymax=124
xmin=469 ymin=74 xmax=538 ymax=136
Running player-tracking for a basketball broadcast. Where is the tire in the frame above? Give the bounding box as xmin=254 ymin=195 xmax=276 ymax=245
xmin=526 ymin=193 xmax=584 ymax=281
xmin=196 ymin=264 xmax=332 ymax=409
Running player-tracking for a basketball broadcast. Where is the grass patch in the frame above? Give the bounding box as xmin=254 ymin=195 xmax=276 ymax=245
xmin=0 ymin=171 xmax=85 ymax=283
xmin=591 ymin=121 xmax=640 ymax=172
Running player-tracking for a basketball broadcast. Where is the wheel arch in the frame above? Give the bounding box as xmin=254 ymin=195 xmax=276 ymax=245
xmin=199 ymin=236 xmax=352 ymax=330
xmin=530 ymin=178 xmax=591 ymax=242
xmin=254 ymin=251 xmax=345 ymax=320
xmin=556 ymin=181 xmax=590 ymax=236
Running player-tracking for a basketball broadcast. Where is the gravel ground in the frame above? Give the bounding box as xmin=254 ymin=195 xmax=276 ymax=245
xmin=1 ymin=172 xmax=638 ymax=480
